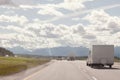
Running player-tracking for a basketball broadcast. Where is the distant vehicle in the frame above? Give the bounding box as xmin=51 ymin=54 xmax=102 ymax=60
xmin=87 ymin=45 xmax=114 ymax=68
xmin=67 ymin=56 xmax=75 ymax=61
xmin=57 ymin=58 xmax=62 ymax=60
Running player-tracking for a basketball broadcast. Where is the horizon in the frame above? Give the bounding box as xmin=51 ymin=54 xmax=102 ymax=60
xmin=6 ymin=46 xmax=120 ymax=57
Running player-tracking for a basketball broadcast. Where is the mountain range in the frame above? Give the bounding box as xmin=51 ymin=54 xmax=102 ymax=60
xmin=8 ymin=46 xmax=120 ymax=57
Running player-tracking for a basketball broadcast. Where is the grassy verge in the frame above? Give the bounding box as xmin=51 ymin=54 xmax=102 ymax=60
xmin=0 ymin=57 xmax=50 ymax=76
xmin=114 ymin=59 xmax=120 ymax=62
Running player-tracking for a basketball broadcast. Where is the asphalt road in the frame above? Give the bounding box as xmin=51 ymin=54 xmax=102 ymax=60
xmin=22 ymin=60 xmax=120 ymax=80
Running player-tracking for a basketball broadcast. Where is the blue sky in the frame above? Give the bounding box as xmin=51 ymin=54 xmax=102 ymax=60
xmin=0 ymin=0 xmax=120 ymax=50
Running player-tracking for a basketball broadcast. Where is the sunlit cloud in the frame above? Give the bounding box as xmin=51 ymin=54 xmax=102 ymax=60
xmin=0 ymin=0 xmax=119 ymax=51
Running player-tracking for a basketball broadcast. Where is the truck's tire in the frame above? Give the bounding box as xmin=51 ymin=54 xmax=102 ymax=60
xmin=86 ymin=63 xmax=88 ymax=66
xmin=91 ymin=64 xmax=94 ymax=68
xmin=100 ymin=64 xmax=104 ymax=67
xmin=109 ymin=65 xmax=112 ymax=68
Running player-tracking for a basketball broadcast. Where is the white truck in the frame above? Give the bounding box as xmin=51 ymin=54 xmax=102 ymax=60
xmin=87 ymin=45 xmax=114 ymax=68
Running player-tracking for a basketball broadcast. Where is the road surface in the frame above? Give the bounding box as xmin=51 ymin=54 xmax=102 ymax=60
xmin=1 ymin=60 xmax=120 ymax=80
xmin=23 ymin=60 xmax=120 ymax=80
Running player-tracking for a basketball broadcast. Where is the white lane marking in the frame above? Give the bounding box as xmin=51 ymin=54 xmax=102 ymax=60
xmin=84 ymin=70 xmax=87 ymax=73
xmin=83 ymin=69 xmax=87 ymax=73
xmin=23 ymin=61 xmax=54 ymax=80
xmin=92 ymin=76 xmax=98 ymax=80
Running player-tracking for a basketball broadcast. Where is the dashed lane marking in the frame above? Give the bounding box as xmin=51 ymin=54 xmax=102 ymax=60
xmin=92 ymin=76 xmax=98 ymax=80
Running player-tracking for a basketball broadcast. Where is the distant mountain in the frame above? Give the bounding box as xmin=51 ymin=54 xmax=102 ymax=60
xmin=8 ymin=46 xmax=30 ymax=54
xmin=32 ymin=46 xmax=89 ymax=56
xmin=8 ymin=46 xmax=120 ymax=57
xmin=8 ymin=46 xmax=89 ymax=56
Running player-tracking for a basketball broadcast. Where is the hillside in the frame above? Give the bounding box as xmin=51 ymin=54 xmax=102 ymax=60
xmin=0 ymin=47 xmax=14 ymax=56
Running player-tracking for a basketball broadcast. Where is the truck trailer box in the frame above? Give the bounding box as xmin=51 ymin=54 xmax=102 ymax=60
xmin=87 ymin=45 xmax=114 ymax=68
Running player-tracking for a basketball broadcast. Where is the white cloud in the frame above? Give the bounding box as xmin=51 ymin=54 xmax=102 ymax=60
xmin=84 ymin=9 xmax=120 ymax=32
xmin=72 ymin=17 xmax=80 ymax=21
xmin=0 ymin=33 xmax=16 ymax=40
xmin=19 ymin=0 xmax=96 ymax=19
xmin=83 ymin=9 xmax=120 ymax=46
xmin=0 ymin=12 xmax=120 ymax=49
xmin=0 ymin=15 xmax=28 ymax=25
xmin=0 ymin=22 xmax=87 ymax=49
xmin=84 ymin=9 xmax=109 ymax=24
xmin=38 ymin=6 xmax=64 ymax=16
xmin=19 ymin=0 xmax=94 ymax=10
xmin=58 ymin=0 xmax=85 ymax=11
xmin=41 ymin=4 xmax=120 ymax=23
xmin=20 ymin=5 xmax=33 ymax=9
xmin=0 ymin=0 xmax=120 ymax=50
xmin=72 ymin=24 xmax=85 ymax=34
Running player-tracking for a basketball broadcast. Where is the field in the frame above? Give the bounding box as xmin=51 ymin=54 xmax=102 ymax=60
xmin=0 ymin=57 xmax=50 ymax=76
xmin=114 ymin=57 xmax=120 ymax=62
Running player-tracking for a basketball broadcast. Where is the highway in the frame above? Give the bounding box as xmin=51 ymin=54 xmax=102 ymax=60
xmin=22 ymin=60 xmax=120 ymax=80
xmin=0 ymin=60 xmax=120 ymax=80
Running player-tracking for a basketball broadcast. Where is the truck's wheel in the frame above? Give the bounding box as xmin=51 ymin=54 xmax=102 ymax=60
xmin=100 ymin=64 xmax=104 ymax=68
xmin=109 ymin=65 xmax=112 ymax=68
xmin=86 ymin=63 xmax=88 ymax=66
xmin=91 ymin=64 xmax=94 ymax=68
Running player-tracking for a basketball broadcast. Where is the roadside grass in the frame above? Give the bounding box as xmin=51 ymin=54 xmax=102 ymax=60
xmin=114 ymin=58 xmax=120 ymax=62
xmin=0 ymin=57 xmax=50 ymax=76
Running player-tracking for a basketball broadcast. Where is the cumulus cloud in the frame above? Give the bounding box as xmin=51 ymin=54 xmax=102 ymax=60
xmin=0 ymin=12 xmax=120 ymax=50
xmin=72 ymin=24 xmax=85 ymax=34
xmin=0 ymin=22 xmax=88 ymax=49
xmin=0 ymin=15 xmax=28 ymax=25
xmin=0 ymin=0 xmax=120 ymax=50
xmin=84 ymin=10 xmax=109 ymax=24
xmin=83 ymin=9 xmax=120 ymax=46
xmin=58 ymin=0 xmax=85 ymax=11
xmin=84 ymin=9 xmax=120 ymax=33
xmin=0 ymin=33 xmax=16 ymax=40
